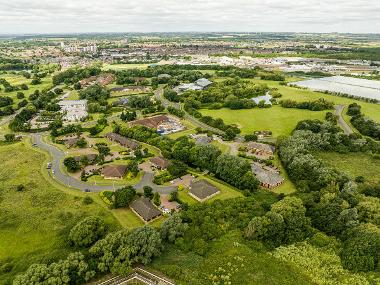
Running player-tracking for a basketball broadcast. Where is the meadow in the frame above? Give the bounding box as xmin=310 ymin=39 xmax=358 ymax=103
xmin=0 ymin=141 xmax=120 ymax=284
xmin=316 ymin=152 xmax=380 ymax=184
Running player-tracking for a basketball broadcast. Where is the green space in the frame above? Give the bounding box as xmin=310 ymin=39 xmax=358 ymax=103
xmin=201 ymin=106 xmax=326 ymax=137
xmin=151 ymin=231 xmax=313 ymax=285
xmin=0 ymin=141 xmax=120 ymax=284
xmin=102 ymin=63 xmax=153 ymax=71
xmin=86 ymin=170 xmax=143 ymax=186
xmin=316 ymin=151 xmax=380 ymax=183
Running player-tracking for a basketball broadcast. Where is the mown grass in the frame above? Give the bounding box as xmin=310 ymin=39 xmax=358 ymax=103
xmin=201 ymin=106 xmax=326 ymax=137
xmin=150 ymin=231 xmax=314 ymax=285
xmin=316 ymin=151 xmax=380 ymax=183
xmin=0 ymin=141 xmax=121 ymax=284
xmin=102 ymin=63 xmax=153 ymax=71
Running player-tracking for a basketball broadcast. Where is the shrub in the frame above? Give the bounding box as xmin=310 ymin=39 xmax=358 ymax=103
xmin=82 ymin=196 xmax=94 ymax=205
xmin=69 ymin=216 xmax=106 ymax=247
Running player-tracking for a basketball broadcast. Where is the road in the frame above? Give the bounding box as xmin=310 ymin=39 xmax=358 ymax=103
xmin=154 ymin=87 xmax=225 ymax=135
xmin=335 ymin=105 xmax=353 ymax=135
xmin=31 ymin=133 xmax=177 ymax=194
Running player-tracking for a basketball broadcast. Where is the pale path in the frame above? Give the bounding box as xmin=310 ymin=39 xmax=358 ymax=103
xmin=31 ymin=132 xmax=177 ymax=194
xmin=335 ymin=105 xmax=353 ymax=135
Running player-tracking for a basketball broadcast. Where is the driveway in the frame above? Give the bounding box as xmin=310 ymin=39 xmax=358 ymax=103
xmin=31 ymin=133 xmax=176 ymax=194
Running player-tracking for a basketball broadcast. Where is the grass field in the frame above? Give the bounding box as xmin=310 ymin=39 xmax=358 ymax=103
xmin=201 ymin=106 xmax=326 ymax=137
xmin=102 ymin=63 xmax=153 ymax=71
xmin=0 ymin=74 xmax=53 ymax=107
xmin=150 ymin=231 xmax=314 ymax=285
xmin=316 ymin=152 xmax=380 ymax=183
xmin=248 ymin=78 xmax=380 ymax=122
xmin=0 ymin=141 xmax=121 ymax=284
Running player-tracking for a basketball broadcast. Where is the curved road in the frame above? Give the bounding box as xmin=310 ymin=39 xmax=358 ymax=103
xmin=31 ymin=133 xmax=177 ymax=194
xmin=335 ymin=105 xmax=353 ymax=135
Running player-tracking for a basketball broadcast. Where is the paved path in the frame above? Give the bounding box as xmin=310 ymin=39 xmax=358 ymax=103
xmin=31 ymin=133 xmax=176 ymax=194
xmin=335 ymin=105 xmax=353 ymax=135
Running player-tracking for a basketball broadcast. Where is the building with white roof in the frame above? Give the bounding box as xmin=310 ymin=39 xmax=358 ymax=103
xmin=58 ymin=100 xmax=88 ymax=122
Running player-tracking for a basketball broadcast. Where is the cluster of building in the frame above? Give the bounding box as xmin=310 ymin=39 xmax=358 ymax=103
xmin=177 ymin=78 xmax=213 ymax=92
xmin=129 ymin=115 xmax=185 ymax=135
xmin=60 ymin=42 xmax=98 ymax=54
xmin=251 ymin=162 xmax=284 ymax=189
xmin=79 ymin=73 xmax=115 ymax=88
xmin=58 ymin=100 xmax=88 ymax=122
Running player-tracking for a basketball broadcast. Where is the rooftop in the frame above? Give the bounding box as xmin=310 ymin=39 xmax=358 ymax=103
xmin=189 ymin=179 xmax=220 ymax=201
xmin=100 ymin=165 xmax=127 ymax=178
xmin=130 ymin=197 xmax=161 ymax=222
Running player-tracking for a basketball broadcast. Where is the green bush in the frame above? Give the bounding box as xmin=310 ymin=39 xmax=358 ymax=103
xmin=69 ymin=216 xmax=106 ymax=247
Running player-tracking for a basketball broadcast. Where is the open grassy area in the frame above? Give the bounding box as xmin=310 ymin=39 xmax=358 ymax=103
xmin=316 ymin=151 xmax=380 ymax=183
xmin=102 ymin=63 xmax=153 ymax=71
xmin=150 ymin=231 xmax=313 ymax=285
xmin=248 ymin=78 xmax=380 ymax=122
xmin=0 ymin=74 xmax=53 ymax=107
xmin=0 ymin=141 xmax=121 ymax=284
xmin=201 ymin=106 xmax=326 ymax=137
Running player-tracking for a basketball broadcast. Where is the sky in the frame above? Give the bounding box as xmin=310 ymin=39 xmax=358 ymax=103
xmin=1 ymin=0 xmax=380 ymax=34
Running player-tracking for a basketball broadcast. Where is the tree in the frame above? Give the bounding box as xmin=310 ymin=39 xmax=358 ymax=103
xmin=63 ymin=157 xmax=80 ymax=172
xmin=167 ymin=160 xmax=187 ymax=178
xmin=341 ymin=223 xmax=380 ymax=272
xmin=143 ymin=186 xmax=154 ymax=199
xmin=114 ymin=186 xmax=136 ymax=208
xmin=4 ymin=133 xmax=15 ymax=142
xmin=153 ymin=192 xmax=161 ymax=206
xmin=69 ymin=216 xmax=107 ymax=247
xmin=161 ymin=213 xmax=188 ymax=243
xmin=13 ymin=252 xmax=95 ymax=285
xmin=76 ymin=137 xmax=87 ymax=148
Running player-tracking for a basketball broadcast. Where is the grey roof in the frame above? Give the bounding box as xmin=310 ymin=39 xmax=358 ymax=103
xmin=189 ymin=179 xmax=220 ymax=200
xmin=130 ymin=197 xmax=161 ymax=222
xmin=106 ymin=133 xmax=140 ymax=150
xmin=251 ymin=163 xmax=284 ymax=187
xmin=195 ymin=78 xmax=213 ymax=88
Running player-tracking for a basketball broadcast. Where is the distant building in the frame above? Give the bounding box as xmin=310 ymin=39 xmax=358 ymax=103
xmin=130 ymin=197 xmax=162 ymax=222
xmin=189 ymin=179 xmax=220 ymax=202
xmin=58 ymin=100 xmax=88 ymax=122
xmin=178 ymin=78 xmax=213 ymax=92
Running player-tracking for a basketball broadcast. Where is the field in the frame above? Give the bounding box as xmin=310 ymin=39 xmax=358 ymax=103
xmin=200 ymin=77 xmax=380 ymax=137
xmin=316 ymin=152 xmax=380 ymax=183
xmin=201 ymin=106 xmax=326 ymax=137
xmin=0 ymin=141 xmax=121 ymax=284
xmin=0 ymin=74 xmax=53 ymax=107
xmin=102 ymin=63 xmax=153 ymax=71
xmin=150 ymin=231 xmax=314 ymax=285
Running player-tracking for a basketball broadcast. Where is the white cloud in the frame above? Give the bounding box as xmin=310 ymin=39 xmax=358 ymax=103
xmin=0 ymin=0 xmax=379 ymax=34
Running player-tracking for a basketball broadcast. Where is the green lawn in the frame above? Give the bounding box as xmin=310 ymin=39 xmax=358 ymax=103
xmin=150 ymin=231 xmax=314 ymax=285
xmin=0 ymin=74 xmax=53 ymax=108
xmin=316 ymin=152 xmax=380 ymax=183
xmin=201 ymin=106 xmax=326 ymax=137
xmin=0 ymin=141 xmax=121 ymax=284
xmin=247 ymin=78 xmax=380 ymax=122
xmin=102 ymin=63 xmax=153 ymax=71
